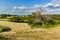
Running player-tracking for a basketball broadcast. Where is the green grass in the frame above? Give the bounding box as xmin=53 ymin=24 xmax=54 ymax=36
xmin=0 ymin=19 xmax=9 ymax=21
xmin=0 ymin=26 xmax=11 ymax=33
xmin=31 ymin=24 xmax=60 ymax=28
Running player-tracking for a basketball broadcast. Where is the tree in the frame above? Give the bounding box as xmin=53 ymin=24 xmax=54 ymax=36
xmin=0 ymin=14 xmax=11 ymax=18
xmin=32 ymin=8 xmax=45 ymax=26
xmin=9 ymin=16 xmax=21 ymax=22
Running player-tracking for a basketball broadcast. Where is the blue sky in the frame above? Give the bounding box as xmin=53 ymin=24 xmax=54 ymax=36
xmin=0 ymin=0 xmax=60 ymax=15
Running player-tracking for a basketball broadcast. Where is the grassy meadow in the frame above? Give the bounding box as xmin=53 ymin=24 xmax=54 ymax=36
xmin=0 ymin=12 xmax=60 ymax=40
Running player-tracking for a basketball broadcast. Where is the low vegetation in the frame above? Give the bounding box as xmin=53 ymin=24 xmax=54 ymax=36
xmin=0 ymin=26 xmax=11 ymax=32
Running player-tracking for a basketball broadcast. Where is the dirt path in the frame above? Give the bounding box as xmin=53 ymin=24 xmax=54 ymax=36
xmin=0 ymin=21 xmax=31 ymax=32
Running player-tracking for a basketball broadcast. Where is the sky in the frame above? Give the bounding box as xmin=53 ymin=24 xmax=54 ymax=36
xmin=0 ymin=0 xmax=60 ymax=15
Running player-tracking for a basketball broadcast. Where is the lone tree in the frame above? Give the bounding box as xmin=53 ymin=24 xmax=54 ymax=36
xmin=32 ymin=8 xmax=45 ymax=26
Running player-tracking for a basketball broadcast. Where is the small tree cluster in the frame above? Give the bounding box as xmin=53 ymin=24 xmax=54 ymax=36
xmin=9 ymin=16 xmax=21 ymax=22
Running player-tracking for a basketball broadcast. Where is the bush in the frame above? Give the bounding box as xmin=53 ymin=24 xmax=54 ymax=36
xmin=9 ymin=16 xmax=21 ymax=22
xmin=28 ymin=19 xmax=33 ymax=25
xmin=30 ymin=19 xmax=60 ymax=28
xmin=23 ymin=20 xmax=28 ymax=23
xmin=0 ymin=26 xmax=11 ymax=32
xmin=45 ymin=20 xmax=59 ymax=25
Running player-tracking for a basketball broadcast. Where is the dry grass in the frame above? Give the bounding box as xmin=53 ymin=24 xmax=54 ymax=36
xmin=0 ymin=28 xmax=60 ymax=40
xmin=0 ymin=21 xmax=60 ymax=40
xmin=0 ymin=21 xmax=31 ymax=32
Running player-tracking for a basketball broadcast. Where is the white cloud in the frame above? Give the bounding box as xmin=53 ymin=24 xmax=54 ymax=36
xmin=43 ymin=0 xmax=60 ymax=8
xmin=34 ymin=4 xmax=41 ymax=8
xmin=14 ymin=6 xmax=17 ymax=9
xmin=13 ymin=6 xmax=27 ymax=9
xmin=13 ymin=5 xmax=41 ymax=13
xmin=25 ymin=10 xmax=36 ymax=12
xmin=50 ymin=9 xmax=56 ymax=11
xmin=42 ymin=0 xmax=60 ymax=13
xmin=43 ymin=3 xmax=60 ymax=7
xmin=46 ymin=7 xmax=60 ymax=12
xmin=12 ymin=2 xmax=60 ymax=14
xmin=17 ymin=6 xmax=26 ymax=9
xmin=43 ymin=3 xmax=53 ymax=7
xmin=52 ymin=0 xmax=60 ymax=4
xmin=47 ymin=9 xmax=56 ymax=11
xmin=52 ymin=0 xmax=57 ymax=2
xmin=52 ymin=0 xmax=60 ymax=2
xmin=12 ymin=6 xmax=27 ymax=13
xmin=55 ymin=4 xmax=60 ymax=7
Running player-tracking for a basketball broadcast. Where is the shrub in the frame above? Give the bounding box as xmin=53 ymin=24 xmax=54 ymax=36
xmin=28 ymin=19 xmax=33 ymax=25
xmin=9 ymin=16 xmax=21 ymax=22
xmin=23 ymin=20 xmax=28 ymax=23
xmin=0 ymin=26 xmax=11 ymax=32
xmin=46 ymin=20 xmax=59 ymax=25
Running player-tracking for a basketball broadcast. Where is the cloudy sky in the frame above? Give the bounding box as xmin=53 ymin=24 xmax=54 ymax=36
xmin=0 ymin=0 xmax=60 ymax=15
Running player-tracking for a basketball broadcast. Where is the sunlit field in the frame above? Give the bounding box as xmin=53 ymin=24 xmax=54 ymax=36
xmin=0 ymin=0 xmax=60 ymax=40
xmin=0 ymin=14 xmax=60 ymax=40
